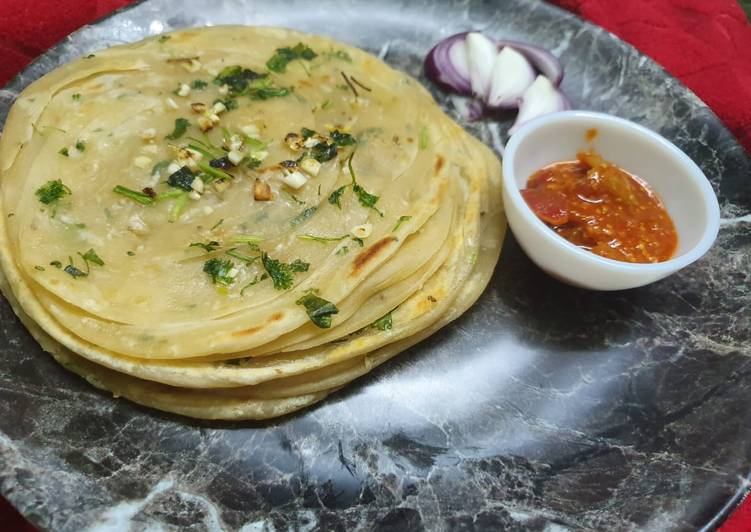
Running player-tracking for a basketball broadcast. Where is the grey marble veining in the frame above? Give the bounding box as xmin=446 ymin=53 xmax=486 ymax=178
xmin=0 ymin=0 xmax=749 ymax=530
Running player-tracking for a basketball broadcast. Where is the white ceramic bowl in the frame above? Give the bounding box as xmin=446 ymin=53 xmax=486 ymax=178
xmin=502 ymin=110 xmax=720 ymax=290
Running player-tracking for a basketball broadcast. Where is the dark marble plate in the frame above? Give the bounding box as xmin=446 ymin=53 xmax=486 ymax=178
xmin=1 ymin=0 xmax=749 ymax=530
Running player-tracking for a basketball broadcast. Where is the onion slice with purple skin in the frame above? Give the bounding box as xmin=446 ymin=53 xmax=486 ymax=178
xmin=487 ymin=46 xmax=536 ymax=109
xmin=493 ymin=39 xmax=564 ymax=86
xmin=509 ymin=75 xmax=571 ymax=135
xmin=424 ymin=33 xmax=471 ymax=94
xmin=466 ymin=32 xmax=498 ymax=99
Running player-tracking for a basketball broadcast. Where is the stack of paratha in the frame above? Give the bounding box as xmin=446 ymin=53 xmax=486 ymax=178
xmin=0 ymin=26 xmax=505 ymax=419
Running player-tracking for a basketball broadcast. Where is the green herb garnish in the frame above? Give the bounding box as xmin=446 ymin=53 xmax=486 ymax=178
xmin=78 ymin=248 xmax=104 ymax=272
xmin=59 ymin=147 xmax=69 ymax=157
xmin=393 ymin=215 xmax=412 ymax=231
xmin=311 ymin=142 xmax=337 ymax=163
xmin=203 ymin=258 xmax=235 ymax=285
xmin=211 ymin=218 xmax=224 ymax=230
xmin=328 ymin=186 xmax=347 ymax=208
xmin=228 ymin=234 xmax=263 ymax=245
xmin=113 ymin=185 xmax=154 ymax=205
xmin=336 ymin=246 xmax=349 ymax=256
xmin=240 ymin=273 xmax=269 ymax=295
xmin=189 ymin=241 xmax=221 ymax=253
xmin=213 ymin=66 xmax=264 ymax=94
xmin=72 ymin=93 xmax=81 ymax=102
xmin=36 ymin=179 xmax=71 ymax=205
xmin=348 ymin=152 xmax=383 ymax=216
xmin=372 ymin=312 xmax=393 ymax=331
xmin=196 ymin=161 xmax=231 ymax=183
xmin=295 ymin=290 xmax=339 ymax=328
xmin=165 ymin=118 xmax=190 ymax=140
xmin=262 ymin=253 xmax=309 ymax=290
xmin=266 ymin=42 xmax=317 ymax=73
xmin=190 ymin=79 xmax=208 ymax=90
xmin=158 ymin=35 xmax=171 ymax=43
xmin=127 ymin=251 xmax=136 ymax=256
xmin=64 ymin=264 xmax=87 ymax=278
xmin=168 ymin=192 xmax=189 ymax=222
xmin=352 ymin=236 xmax=365 ymax=247
xmin=226 ymin=249 xmax=260 ymax=264
xmin=49 ymin=261 xmax=62 ymax=269
xmin=331 ymin=130 xmax=356 ymax=146
xmin=326 ymin=50 xmax=352 ymax=62
xmin=75 ymin=140 xmax=86 ymax=152
xmin=34 ymin=266 xmax=45 ymax=272
xmin=419 ymin=126 xmax=429 ymax=150
xmin=298 ymin=234 xmax=348 ymax=244
xmin=290 ymin=206 xmax=317 ymax=227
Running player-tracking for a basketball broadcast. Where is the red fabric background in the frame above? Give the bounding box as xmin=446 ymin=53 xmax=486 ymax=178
xmin=0 ymin=0 xmax=749 ymax=530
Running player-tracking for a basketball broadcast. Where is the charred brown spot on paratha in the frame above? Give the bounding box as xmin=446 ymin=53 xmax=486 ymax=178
xmin=351 ymin=237 xmax=396 ymax=276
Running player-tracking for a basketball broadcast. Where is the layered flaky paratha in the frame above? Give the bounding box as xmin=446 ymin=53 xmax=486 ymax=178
xmin=0 ymin=26 xmax=505 ymax=419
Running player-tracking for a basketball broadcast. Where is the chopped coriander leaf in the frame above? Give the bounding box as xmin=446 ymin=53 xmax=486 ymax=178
xmin=158 ymin=35 xmax=171 ymax=43
xmin=59 ymin=147 xmax=69 ymax=157
xmin=203 ymin=258 xmax=235 ymax=285
xmin=328 ymin=186 xmax=347 ymax=208
xmin=79 ymin=248 xmax=104 ymax=267
xmin=75 ymin=140 xmax=86 ymax=152
xmin=311 ymin=142 xmax=337 ymax=163
xmin=326 ymin=50 xmax=352 ymax=62
xmin=266 ymin=42 xmax=317 ymax=73
xmin=240 ymin=273 xmax=269 ymax=295
xmin=189 ymin=241 xmax=221 ymax=253
xmin=321 ymin=99 xmax=332 ymax=109
xmin=64 ymin=264 xmax=87 ymax=278
xmin=393 ymin=215 xmax=412 ymax=231
xmin=49 ymin=260 xmax=62 ymax=268
xmin=352 ymin=236 xmax=365 ymax=247
xmin=213 ymin=65 xmax=264 ymax=95
xmin=295 ymin=290 xmax=339 ymax=328
xmin=211 ymin=218 xmax=224 ymax=230
xmin=331 ymin=130 xmax=356 ymax=146
xmin=213 ymin=97 xmax=238 ymax=111
xmin=36 ymin=179 xmax=71 ymax=205
xmin=190 ymin=79 xmax=208 ymax=90
xmin=113 ymin=185 xmax=154 ymax=205
xmin=373 ymin=311 xmax=393 ymax=331
xmin=336 ymin=246 xmax=349 ymax=256
xmin=34 ymin=265 xmax=45 ymax=271
xmin=298 ymin=234 xmax=348 ymax=243
xmin=301 ymin=127 xmax=316 ymax=139
xmin=72 ymin=93 xmax=81 ymax=101
xmin=249 ymin=81 xmax=290 ymax=100
xmin=290 ymin=259 xmax=310 ymax=272
xmin=290 ymin=206 xmax=317 ymax=227
xmin=348 ymin=152 xmax=383 ymax=216
xmin=168 ymin=192 xmax=189 ymax=222
xmin=167 ymin=166 xmax=195 ymax=190
xmin=419 ymin=126 xmax=429 ymax=150
xmin=226 ymin=249 xmax=260 ymax=264
xmin=262 ymin=253 xmax=309 ymax=290
xmin=165 ymin=118 xmax=190 ymax=140
xmin=127 ymin=251 xmax=136 ymax=256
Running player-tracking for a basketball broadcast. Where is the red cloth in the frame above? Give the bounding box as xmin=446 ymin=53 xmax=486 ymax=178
xmin=0 ymin=0 xmax=749 ymax=530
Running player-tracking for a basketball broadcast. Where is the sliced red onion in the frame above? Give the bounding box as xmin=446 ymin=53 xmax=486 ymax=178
xmin=450 ymin=95 xmax=486 ymax=121
xmin=424 ymin=33 xmax=471 ymax=94
xmin=494 ymin=39 xmax=564 ymax=86
xmin=509 ymin=75 xmax=571 ymax=135
xmin=486 ymin=46 xmax=536 ymax=109
xmin=466 ymin=32 xmax=497 ymax=99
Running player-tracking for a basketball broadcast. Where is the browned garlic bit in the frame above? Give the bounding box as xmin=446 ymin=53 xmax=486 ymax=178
xmin=254 ymin=179 xmax=272 ymax=201
xmin=191 ymin=102 xmax=207 ymax=113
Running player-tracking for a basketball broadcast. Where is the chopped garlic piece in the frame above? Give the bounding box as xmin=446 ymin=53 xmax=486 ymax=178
xmin=300 ymin=158 xmax=321 ymax=176
xmin=167 ymin=162 xmax=181 ymax=174
xmin=227 ymin=267 xmax=239 ymax=278
xmin=229 ymin=135 xmax=243 ymax=152
xmin=203 ymin=206 xmax=214 ymax=215
xmin=241 ymin=124 xmax=259 ymax=138
xmin=197 ymin=116 xmax=214 ymax=132
xmin=212 ymin=101 xmax=227 ymax=114
xmin=142 ymin=144 xmax=158 ymax=154
xmin=209 ymin=113 xmax=221 ymax=124
xmin=351 ymin=223 xmax=373 ymax=239
xmin=191 ymin=102 xmax=206 ymax=114
xmin=127 ymin=215 xmax=149 ymax=236
xmin=280 ymin=171 xmax=308 ymax=189
xmin=141 ymin=128 xmax=156 ymax=140
xmin=303 ymin=137 xmax=321 ymax=148
xmin=133 ymin=156 xmax=152 ymax=169
xmin=253 ymin=150 xmax=269 ymax=162
xmin=177 ymin=83 xmax=191 ymax=97
xmin=228 ymin=150 xmax=244 ymax=165
xmin=190 ymin=177 xmax=204 ymax=193
xmin=166 ymin=97 xmax=179 ymax=109
xmin=189 ymin=190 xmax=201 ymax=200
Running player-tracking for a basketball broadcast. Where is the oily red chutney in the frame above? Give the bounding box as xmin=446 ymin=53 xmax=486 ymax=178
xmin=521 ymin=150 xmax=678 ymax=263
